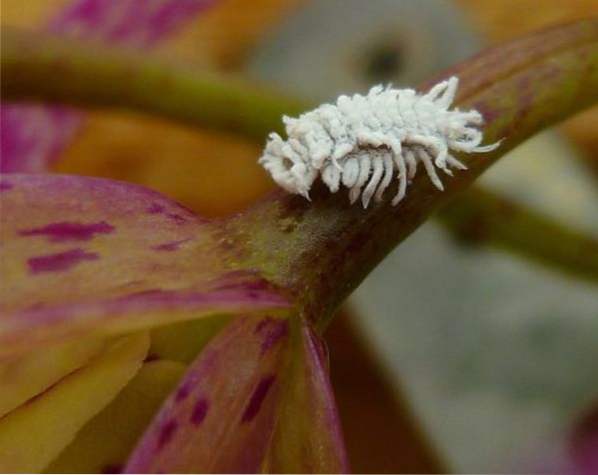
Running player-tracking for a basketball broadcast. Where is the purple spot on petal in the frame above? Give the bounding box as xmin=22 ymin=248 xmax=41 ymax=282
xmin=212 ymin=271 xmax=275 ymax=292
xmin=157 ymin=419 xmax=178 ymax=450
xmin=254 ymin=317 xmax=272 ymax=334
xmin=147 ymin=203 xmax=165 ymax=214
xmin=146 ymin=203 xmax=189 ymax=225
xmin=175 ymin=382 xmax=192 ymax=402
xmin=190 ymin=398 xmax=209 ymax=426
xmin=0 ymin=182 xmax=13 ymax=192
xmin=167 ymin=213 xmax=188 ymax=225
xmin=260 ymin=320 xmax=289 ymax=355
xmin=28 ymin=248 xmax=99 ymax=274
xmin=19 ymin=221 xmax=114 ymax=242
xmin=241 ymin=374 xmax=276 ymax=423
xmin=151 ymin=239 xmax=190 ymax=252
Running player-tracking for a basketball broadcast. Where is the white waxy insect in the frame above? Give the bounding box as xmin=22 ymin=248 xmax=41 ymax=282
xmin=258 ymin=76 xmax=501 ymax=208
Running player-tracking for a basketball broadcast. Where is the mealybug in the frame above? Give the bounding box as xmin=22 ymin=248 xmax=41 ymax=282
xmin=259 ymin=76 xmax=500 ymax=208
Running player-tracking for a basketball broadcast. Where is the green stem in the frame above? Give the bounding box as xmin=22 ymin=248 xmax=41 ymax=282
xmin=2 ymin=21 xmax=598 ymax=327
xmin=439 ymin=187 xmax=598 ymax=284
xmin=227 ymin=19 xmax=598 ymax=328
xmin=0 ymin=26 xmax=306 ymax=141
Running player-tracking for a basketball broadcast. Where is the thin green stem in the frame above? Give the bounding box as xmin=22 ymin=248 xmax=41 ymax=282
xmin=0 ymin=26 xmax=306 ymax=141
xmin=439 ymin=187 xmax=598 ymax=283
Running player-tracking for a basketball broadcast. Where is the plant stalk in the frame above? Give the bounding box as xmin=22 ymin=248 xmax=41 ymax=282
xmin=439 ymin=187 xmax=598 ymax=283
xmin=0 ymin=26 xmax=306 ymax=141
xmin=227 ymin=19 xmax=598 ymax=327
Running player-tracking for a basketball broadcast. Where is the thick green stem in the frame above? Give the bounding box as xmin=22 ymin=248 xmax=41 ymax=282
xmin=226 ymin=19 xmax=598 ymax=327
xmin=439 ymin=187 xmax=598 ymax=284
xmin=2 ymin=21 xmax=598 ymax=327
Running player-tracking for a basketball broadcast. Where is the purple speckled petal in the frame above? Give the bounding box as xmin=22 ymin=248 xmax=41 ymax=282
xmin=125 ymin=316 xmax=349 ymax=473
xmin=0 ymin=105 xmax=82 ymax=172
xmin=1 ymin=0 xmax=216 ymax=172
xmin=0 ymin=174 xmax=288 ymax=356
xmin=263 ymin=323 xmax=350 ymax=473
xmin=125 ymin=315 xmax=290 ymax=473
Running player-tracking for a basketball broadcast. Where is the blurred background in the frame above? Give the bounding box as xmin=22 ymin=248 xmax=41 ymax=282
xmin=2 ymin=1 xmax=598 ymax=472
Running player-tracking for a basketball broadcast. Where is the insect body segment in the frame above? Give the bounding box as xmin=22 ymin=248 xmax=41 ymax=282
xmin=259 ymin=76 xmax=500 ymax=208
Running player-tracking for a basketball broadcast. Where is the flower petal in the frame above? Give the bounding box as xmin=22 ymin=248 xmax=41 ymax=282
xmin=125 ymin=315 xmax=348 ymax=473
xmin=48 ymin=359 xmax=186 ymax=473
xmin=0 ymin=332 xmax=149 ymax=473
xmin=263 ymin=324 xmax=350 ymax=473
xmin=1 ymin=0 xmax=216 ymax=172
xmin=125 ymin=315 xmax=290 ymax=473
xmin=0 ymin=174 xmax=288 ymax=357
xmin=0 ymin=336 xmax=106 ymax=418
xmin=149 ymin=314 xmax=233 ymax=363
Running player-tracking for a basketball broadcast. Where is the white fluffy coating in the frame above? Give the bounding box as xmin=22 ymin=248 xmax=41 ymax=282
xmin=258 ymin=76 xmax=501 ymax=208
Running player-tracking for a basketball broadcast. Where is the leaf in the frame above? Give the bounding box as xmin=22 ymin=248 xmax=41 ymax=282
xmin=0 ymin=336 xmax=106 ymax=418
xmin=47 ymin=359 xmax=186 ymax=474
xmin=0 ymin=174 xmax=288 ymax=357
xmin=125 ymin=314 xmax=348 ymax=473
xmin=1 ymin=0 xmax=217 ymax=172
xmin=0 ymin=332 xmax=149 ymax=473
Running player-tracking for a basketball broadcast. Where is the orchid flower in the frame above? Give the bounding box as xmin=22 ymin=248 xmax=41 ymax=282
xmin=1 ymin=1 xmax=598 ymax=472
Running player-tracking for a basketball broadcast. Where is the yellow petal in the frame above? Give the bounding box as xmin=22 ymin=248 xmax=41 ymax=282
xmin=0 ymin=332 xmax=149 ymax=473
xmin=149 ymin=314 xmax=232 ymax=363
xmin=47 ymin=359 xmax=185 ymax=474
xmin=0 ymin=337 xmax=106 ymax=418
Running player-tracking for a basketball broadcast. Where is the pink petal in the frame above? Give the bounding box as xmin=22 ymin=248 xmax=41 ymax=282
xmin=125 ymin=316 xmax=349 ymax=473
xmin=264 ymin=324 xmax=350 ymax=473
xmin=125 ymin=315 xmax=290 ymax=473
xmin=0 ymin=174 xmax=288 ymax=356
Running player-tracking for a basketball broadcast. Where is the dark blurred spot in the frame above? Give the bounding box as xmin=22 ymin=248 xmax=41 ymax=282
xmin=363 ymin=42 xmax=404 ymax=82
xmin=191 ymin=398 xmax=209 ymax=426
xmin=157 ymin=419 xmax=178 ymax=450
xmin=27 ymin=248 xmax=99 ymax=274
xmin=101 ymin=463 xmax=123 ymax=474
xmin=241 ymin=374 xmax=276 ymax=423
xmin=175 ymin=382 xmax=193 ymax=402
xmin=19 ymin=221 xmax=114 ymax=243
